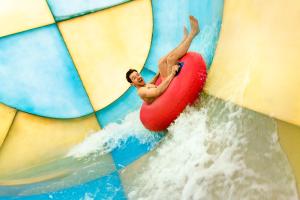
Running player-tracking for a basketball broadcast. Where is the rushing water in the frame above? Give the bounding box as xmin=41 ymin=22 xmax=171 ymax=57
xmin=67 ymin=111 xmax=160 ymax=159
xmin=119 ymin=94 xmax=298 ymax=200
xmin=65 ymin=93 xmax=298 ymax=199
xmin=1 ymin=94 xmax=298 ymax=199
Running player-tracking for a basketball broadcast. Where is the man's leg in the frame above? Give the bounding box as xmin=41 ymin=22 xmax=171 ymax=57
xmin=158 ymin=26 xmax=189 ymax=64
xmin=158 ymin=26 xmax=189 ymax=79
xmin=158 ymin=16 xmax=200 ymax=79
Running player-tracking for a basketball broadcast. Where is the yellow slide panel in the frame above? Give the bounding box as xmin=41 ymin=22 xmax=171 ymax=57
xmin=0 ymin=112 xmax=101 ymax=177
xmin=205 ymin=0 xmax=300 ymax=192
xmin=0 ymin=104 xmax=16 ymax=147
xmin=58 ymin=0 xmax=152 ymax=110
xmin=205 ymin=0 xmax=300 ymax=126
xmin=0 ymin=0 xmax=54 ymax=37
xmin=277 ymin=120 xmax=300 ymax=191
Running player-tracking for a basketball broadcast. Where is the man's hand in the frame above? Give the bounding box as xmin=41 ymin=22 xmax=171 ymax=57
xmin=140 ymin=65 xmax=179 ymax=101
xmin=171 ymin=64 xmax=180 ymax=76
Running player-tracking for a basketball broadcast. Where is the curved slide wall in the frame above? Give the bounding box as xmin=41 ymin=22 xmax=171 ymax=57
xmin=205 ymin=0 xmax=300 ymax=190
xmin=1 ymin=0 xmax=299 ymax=199
xmin=0 ymin=0 xmax=224 ymax=199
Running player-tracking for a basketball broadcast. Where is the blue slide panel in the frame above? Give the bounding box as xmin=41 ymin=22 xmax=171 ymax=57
xmin=47 ymin=0 xmax=130 ymax=21
xmin=144 ymin=0 xmax=224 ymax=72
xmin=0 ymin=171 xmax=127 ymax=200
xmin=0 ymin=25 xmax=93 ymax=118
xmin=111 ymin=134 xmax=164 ymax=170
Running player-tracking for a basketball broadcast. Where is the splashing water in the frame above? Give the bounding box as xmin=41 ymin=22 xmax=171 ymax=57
xmin=67 ymin=111 xmax=162 ymax=158
xmin=65 ymin=93 xmax=298 ymax=200
xmin=120 ymin=94 xmax=298 ymax=200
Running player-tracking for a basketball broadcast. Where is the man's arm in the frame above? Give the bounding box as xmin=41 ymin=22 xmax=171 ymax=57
xmin=149 ymin=72 xmax=160 ymax=84
xmin=139 ymin=68 xmax=177 ymax=99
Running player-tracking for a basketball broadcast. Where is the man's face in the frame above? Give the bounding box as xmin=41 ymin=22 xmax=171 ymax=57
xmin=129 ymin=71 xmax=145 ymax=87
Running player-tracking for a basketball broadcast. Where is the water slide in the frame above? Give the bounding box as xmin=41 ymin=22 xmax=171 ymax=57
xmin=0 ymin=0 xmax=299 ymax=199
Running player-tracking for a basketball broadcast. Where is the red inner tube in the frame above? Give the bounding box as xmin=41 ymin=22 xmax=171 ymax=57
xmin=140 ymin=52 xmax=207 ymax=131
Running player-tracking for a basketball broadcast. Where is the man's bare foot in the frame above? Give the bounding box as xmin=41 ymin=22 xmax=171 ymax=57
xmin=189 ymin=16 xmax=200 ymax=37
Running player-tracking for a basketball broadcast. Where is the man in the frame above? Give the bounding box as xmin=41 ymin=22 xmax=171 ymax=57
xmin=126 ymin=16 xmax=200 ymax=104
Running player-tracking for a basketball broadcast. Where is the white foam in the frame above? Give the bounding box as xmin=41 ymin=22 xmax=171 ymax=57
xmin=66 ymin=93 xmax=298 ymax=199
xmin=66 ymin=111 xmax=160 ymax=158
xmin=123 ymin=95 xmax=298 ymax=200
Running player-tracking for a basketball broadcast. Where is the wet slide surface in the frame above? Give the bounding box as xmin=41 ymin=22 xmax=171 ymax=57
xmin=0 ymin=0 xmax=299 ymax=199
xmin=205 ymin=0 xmax=300 ymax=191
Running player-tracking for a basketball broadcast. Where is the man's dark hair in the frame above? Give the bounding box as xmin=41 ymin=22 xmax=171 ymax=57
xmin=126 ymin=69 xmax=137 ymax=83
